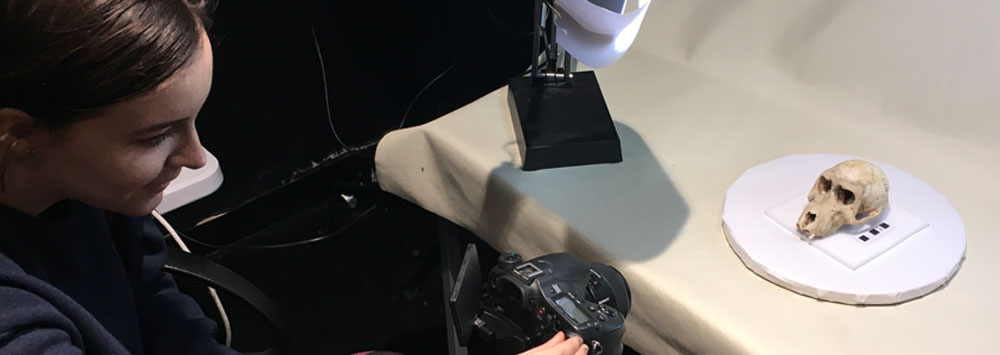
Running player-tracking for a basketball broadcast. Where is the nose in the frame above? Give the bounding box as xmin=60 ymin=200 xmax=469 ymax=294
xmin=170 ymin=126 xmax=207 ymax=170
xmin=797 ymin=210 xmax=818 ymax=235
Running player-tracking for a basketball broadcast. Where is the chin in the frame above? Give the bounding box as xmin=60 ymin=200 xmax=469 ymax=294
xmin=110 ymin=192 xmax=164 ymax=217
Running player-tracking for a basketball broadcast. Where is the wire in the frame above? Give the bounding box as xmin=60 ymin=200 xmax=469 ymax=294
xmin=309 ymin=24 xmax=367 ymax=157
xmin=172 ymin=204 xmax=379 ymax=251
xmin=397 ymin=65 xmax=454 ymax=130
xmin=311 ymin=23 xmax=454 ymax=146
xmin=152 ymin=210 xmax=232 ymax=347
xmin=483 ymin=0 xmax=533 ymax=37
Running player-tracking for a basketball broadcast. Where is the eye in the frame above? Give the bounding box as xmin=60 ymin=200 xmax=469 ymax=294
xmin=818 ymin=176 xmax=832 ymax=193
xmin=140 ymin=128 xmax=174 ymax=147
xmin=834 ymin=186 xmax=855 ymax=205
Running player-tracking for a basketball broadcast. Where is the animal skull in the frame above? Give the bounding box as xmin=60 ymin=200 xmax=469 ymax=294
xmin=796 ymin=160 xmax=889 ymax=239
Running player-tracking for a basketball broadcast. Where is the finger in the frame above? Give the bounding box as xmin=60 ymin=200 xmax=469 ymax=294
xmin=549 ymin=336 xmax=584 ymax=355
xmin=574 ymin=344 xmax=590 ymax=355
xmin=519 ymin=332 xmax=565 ymax=355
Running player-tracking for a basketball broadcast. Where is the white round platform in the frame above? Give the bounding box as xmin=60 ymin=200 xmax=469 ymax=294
xmin=722 ymin=154 xmax=965 ymax=305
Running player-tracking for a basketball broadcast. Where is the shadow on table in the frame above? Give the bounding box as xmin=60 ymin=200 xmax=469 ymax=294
xmin=478 ymin=122 xmax=689 ymax=261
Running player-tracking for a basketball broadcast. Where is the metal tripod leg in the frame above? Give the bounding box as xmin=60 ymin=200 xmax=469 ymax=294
xmin=439 ymin=218 xmax=469 ymax=355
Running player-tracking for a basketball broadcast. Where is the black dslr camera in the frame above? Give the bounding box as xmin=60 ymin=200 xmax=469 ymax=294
xmin=449 ymin=246 xmax=631 ymax=355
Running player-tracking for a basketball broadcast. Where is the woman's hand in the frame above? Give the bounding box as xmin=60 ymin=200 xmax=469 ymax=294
xmin=518 ymin=332 xmax=589 ymax=355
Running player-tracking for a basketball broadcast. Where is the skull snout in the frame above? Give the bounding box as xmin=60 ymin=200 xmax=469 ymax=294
xmin=796 ymin=209 xmax=819 ymax=237
xmin=796 ymin=205 xmax=843 ymax=238
xmin=797 ymin=181 xmax=859 ymax=237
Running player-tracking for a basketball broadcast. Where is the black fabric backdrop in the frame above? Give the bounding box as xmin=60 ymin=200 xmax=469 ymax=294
xmin=168 ymin=0 xmax=533 ymax=229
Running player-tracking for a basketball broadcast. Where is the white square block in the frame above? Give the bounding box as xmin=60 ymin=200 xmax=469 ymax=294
xmin=765 ymin=193 xmax=929 ymax=270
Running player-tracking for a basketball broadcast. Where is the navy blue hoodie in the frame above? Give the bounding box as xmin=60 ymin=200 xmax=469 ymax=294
xmin=0 ymin=200 xmax=237 ymax=355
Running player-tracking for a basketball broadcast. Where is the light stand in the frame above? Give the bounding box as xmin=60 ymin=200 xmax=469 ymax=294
xmin=507 ymin=0 xmax=623 ymax=171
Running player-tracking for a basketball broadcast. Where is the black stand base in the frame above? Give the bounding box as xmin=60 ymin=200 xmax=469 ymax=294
xmin=507 ymin=71 xmax=622 ymax=171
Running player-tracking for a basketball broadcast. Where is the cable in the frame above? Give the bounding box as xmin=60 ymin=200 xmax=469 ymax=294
xmin=172 ymin=204 xmax=379 ymax=251
xmin=311 ymin=23 xmax=454 ymax=146
xmin=152 ymin=210 xmax=232 ymax=347
xmin=397 ymin=65 xmax=453 ymax=130
xmin=483 ymin=0 xmax=533 ymax=37
xmin=309 ymin=24 xmax=368 ymax=157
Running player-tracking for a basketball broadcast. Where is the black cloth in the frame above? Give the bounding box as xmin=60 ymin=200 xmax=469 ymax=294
xmin=0 ymin=200 xmax=237 ymax=355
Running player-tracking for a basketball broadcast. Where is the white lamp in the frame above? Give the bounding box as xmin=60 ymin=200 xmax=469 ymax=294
xmin=507 ymin=0 xmax=651 ymax=170
xmin=157 ymin=147 xmax=223 ymax=213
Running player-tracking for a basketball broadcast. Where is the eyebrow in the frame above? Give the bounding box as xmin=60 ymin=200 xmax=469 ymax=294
xmin=134 ymin=117 xmax=189 ymax=135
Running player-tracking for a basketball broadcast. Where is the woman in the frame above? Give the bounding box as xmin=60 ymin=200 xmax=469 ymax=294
xmin=0 ymin=0 xmax=233 ymax=353
xmin=0 ymin=1 xmax=588 ymax=354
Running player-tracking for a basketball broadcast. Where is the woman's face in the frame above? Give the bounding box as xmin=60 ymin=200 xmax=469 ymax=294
xmin=38 ymin=33 xmax=214 ymax=216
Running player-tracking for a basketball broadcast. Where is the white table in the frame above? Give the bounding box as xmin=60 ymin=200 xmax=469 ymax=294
xmin=375 ymin=1 xmax=1000 ymax=354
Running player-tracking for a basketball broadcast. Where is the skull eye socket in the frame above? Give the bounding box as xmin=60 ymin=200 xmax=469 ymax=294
xmin=834 ymin=186 xmax=856 ymax=205
xmin=818 ymin=177 xmax=832 ymax=193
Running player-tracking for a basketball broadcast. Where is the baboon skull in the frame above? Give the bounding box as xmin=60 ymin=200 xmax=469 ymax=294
xmin=796 ymin=160 xmax=889 ymax=239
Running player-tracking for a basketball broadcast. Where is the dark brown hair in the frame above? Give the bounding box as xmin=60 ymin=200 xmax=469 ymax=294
xmin=0 ymin=0 xmax=211 ymax=128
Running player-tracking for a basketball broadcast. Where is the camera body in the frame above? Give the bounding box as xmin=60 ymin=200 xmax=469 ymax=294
xmin=475 ymin=253 xmax=630 ymax=355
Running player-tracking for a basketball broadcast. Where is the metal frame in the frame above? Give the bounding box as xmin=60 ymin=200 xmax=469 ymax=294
xmin=439 ymin=218 xmax=469 ymax=355
xmin=529 ymin=0 xmax=576 ymax=84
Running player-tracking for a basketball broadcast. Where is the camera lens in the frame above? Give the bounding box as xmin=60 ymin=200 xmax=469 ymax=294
xmin=585 ymin=264 xmax=631 ymax=317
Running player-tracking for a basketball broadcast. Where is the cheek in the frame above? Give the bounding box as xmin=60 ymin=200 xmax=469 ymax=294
xmin=116 ymin=154 xmax=168 ymax=186
xmin=57 ymin=143 xmax=173 ymax=193
xmin=118 ymin=149 xmax=173 ymax=187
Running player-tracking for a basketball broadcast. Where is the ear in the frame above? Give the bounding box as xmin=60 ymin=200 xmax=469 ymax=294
xmin=0 ymin=108 xmax=51 ymax=155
